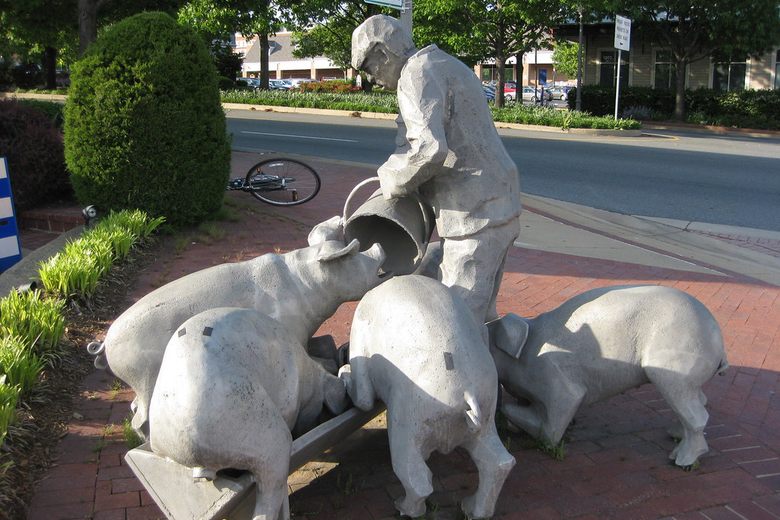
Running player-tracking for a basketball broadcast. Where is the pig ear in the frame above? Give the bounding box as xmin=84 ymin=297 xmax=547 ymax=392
xmin=317 ymin=239 xmax=360 ymax=262
xmin=308 ymin=216 xmax=343 ymax=246
xmin=487 ymin=313 xmax=529 ymax=359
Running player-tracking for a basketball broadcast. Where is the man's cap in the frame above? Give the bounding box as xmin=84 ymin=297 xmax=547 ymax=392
xmin=351 ymin=15 xmax=413 ymax=71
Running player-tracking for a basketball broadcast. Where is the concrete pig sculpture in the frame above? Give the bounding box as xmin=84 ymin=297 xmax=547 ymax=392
xmin=487 ymin=285 xmax=729 ymax=468
xmin=93 ymin=235 xmax=386 ymax=437
xmin=340 ymin=275 xmax=515 ymax=519
xmin=150 ymin=307 xmax=349 ymax=520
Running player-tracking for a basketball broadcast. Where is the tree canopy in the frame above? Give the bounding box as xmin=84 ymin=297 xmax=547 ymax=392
xmin=616 ymin=0 xmax=780 ymax=119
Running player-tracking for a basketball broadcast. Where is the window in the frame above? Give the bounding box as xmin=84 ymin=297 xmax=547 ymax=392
xmin=713 ymin=54 xmax=747 ymax=92
xmin=599 ymin=50 xmax=629 ymax=88
xmin=654 ymin=50 xmax=677 ymax=89
xmin=775 ymin=49 xmax=780 ymax=90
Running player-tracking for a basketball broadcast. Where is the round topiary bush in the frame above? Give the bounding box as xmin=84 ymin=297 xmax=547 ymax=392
xmin=0 ymin=99 xmax=71 ymax=211
xmin=64 ymin=12 xmax=231 ymax=226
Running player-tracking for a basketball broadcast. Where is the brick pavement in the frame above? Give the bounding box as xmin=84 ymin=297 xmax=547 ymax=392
xmin=24 ymin=152 xmax=780 ymax=519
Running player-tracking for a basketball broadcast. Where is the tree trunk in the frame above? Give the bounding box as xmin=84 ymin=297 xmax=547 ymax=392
xmin=514 ymin=53 xmax=523 ymax=86
xmin=496 ymin=52 xmax=506 ymax=108
xmin=43 ymin=47 xmax=57 ymax=90
xmin=78 ymin=0 xmax=99 ymax=56
xmin=259 ymin=33 xmax=270 ymax=90
xmin=673 ymin=57 xmax=686 ymax=120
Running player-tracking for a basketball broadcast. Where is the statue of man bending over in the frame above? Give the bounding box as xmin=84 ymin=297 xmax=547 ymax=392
xmin=351 ymin=15 xmax=522 ymax=324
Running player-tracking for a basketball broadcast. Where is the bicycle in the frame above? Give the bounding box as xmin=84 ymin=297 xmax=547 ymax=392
xmin=227 ymin=157 xmax=321 ymax=206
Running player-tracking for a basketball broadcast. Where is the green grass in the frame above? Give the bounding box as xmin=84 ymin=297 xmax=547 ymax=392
xmin=122 ymin=416 xmax=144 ymax=449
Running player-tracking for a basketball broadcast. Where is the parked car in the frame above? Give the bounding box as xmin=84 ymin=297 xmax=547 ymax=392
xmin=503 ymin=83 xmax=553 ymax=104
xmin=551 ymin=85 xmax=573 ymax=101
xmin=286 ymin=78 xmax=317 ymax=88
xmin=269 ymin=79 xmax=291 ymax=90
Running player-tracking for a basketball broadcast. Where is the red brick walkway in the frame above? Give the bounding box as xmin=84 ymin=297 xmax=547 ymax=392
xmin=26 ymin=154 xmax=780 ymax=519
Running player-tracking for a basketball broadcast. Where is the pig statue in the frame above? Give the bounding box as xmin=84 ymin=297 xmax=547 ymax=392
xmin=150 ymin=307 xmax=349 ymax=520
xmin=340 ymin=275 xmax=515 ymax=519
xmin=91 ymin=229 xmax=386 ymax=438
xmin=487 ymin=285 xmax=729 ymax=468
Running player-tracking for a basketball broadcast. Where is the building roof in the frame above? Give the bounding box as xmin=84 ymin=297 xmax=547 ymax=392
xmin=241 ymin=32 xmax=323 ymax=64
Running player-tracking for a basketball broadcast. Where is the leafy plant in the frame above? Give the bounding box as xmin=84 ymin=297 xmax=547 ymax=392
xmin=0 ymin=380 xmax=20 ymax=447
xmin=0 ymin=99 xmax=71 ymax=211
xmin=38 ymin=209 xmax=164 ymax=299
xmin=0 ymin=290 xmax=65 ymax=352
xmin=0 ymin=336 xmax=45 ymax=396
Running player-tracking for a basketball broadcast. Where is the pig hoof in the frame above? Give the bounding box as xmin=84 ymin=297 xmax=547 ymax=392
xmin=461 ymin=495 xmax=490 ymax=519
xmin=394 ymin=496 xmax=426 ymax=518
xmin=192 ymin=467 xmax=216 ymax=481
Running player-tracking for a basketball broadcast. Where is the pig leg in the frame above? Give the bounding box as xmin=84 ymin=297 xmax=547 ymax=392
xmin=647 ymin=368 xmax=709 ymax=468
xmin=666 ymin=390 xmax=708 ymax=440
xmin=461 ymin=421 xmax=516 ymax=519
xmin=250 ymin=429 xmax=292 ymax=520
xmin=387 ymin=420 xmax=433 ymax=518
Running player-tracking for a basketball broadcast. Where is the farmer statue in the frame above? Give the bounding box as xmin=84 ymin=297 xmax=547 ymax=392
xmin=351 ymin=15 xmax=522 ymax=324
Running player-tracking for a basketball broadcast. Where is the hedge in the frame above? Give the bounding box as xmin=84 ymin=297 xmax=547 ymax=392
xmin=64 ymin=12 xmax=231 ymax=226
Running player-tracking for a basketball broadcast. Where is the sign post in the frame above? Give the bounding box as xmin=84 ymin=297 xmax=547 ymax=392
xmin=365 ymin=0 xmax=412 ymax=32
xmin=613 ymin=15 xmax=631 ymax=120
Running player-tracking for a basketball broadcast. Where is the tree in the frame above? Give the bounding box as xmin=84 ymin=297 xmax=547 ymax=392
xmin=177 ymin=0 xmax=283 ymax=89
xmin=286 ymin=1 xmax=384 ymax=81
xmin=552 ymin=40 xmax=578 ymax=78
xmin=0 ymin=0 xmax=77 ymax=89
xmin=414 ymin=0 xmax=565 ymax=107
xmin=616 ymin=0 xmax=780 ymax=120
xmin=77 ymin=0 xmax=183 ymax=56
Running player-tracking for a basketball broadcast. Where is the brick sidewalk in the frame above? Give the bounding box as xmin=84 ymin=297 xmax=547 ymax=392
xmin=26 ymin=154 xmax=780 ymax=519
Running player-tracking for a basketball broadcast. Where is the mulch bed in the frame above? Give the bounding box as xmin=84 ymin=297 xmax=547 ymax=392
xmin=0 ymin=241 xmax=160 ymax=520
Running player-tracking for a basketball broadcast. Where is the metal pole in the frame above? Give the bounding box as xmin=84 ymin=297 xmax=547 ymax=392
xmin=401 ymin=0 xmax=412 ymax=33
xmin=535 ymin=48 xmax=539 ymax=105
xmin=576 ymin=5 xmax=584 ymax=112
xmin=614 ymin=49 xmax=622 ymax=120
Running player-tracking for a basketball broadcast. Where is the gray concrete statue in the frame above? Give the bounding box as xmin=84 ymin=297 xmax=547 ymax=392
xmin=340 ymin=275 xmax=515 ymax=518
xmin=351 ymin=15 xmax=522 ymax=325
xmin=92 ymin=225 xmax=387 ymax=438
xmin=487 ymin=285 xmax=729 ymax=468
xmin=150 ymin=307 xmax=350 ymax=520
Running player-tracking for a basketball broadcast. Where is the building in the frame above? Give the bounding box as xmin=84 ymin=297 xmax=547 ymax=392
xmin=474 ymin=49 xmax=574 ymax=87
xmin=235 ymin=32 xmax=344 ymax=80
xmin=557 ymin=21 xmax=779 ymax=91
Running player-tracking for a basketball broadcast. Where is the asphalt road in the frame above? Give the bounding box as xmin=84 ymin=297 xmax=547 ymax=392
xmin=226 ymin=110 xmax=780 ymax=232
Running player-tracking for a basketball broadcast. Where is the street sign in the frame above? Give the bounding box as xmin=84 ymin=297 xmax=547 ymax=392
xmin=0 ymin=158 xmax=22 ymax=272
xmin=539 ymin=69 xmax=547 ymax=86
xmin=614 ymin=15 xmax=631 ymax=51
xmin=365 ymin=0 xmax=404 ymax=9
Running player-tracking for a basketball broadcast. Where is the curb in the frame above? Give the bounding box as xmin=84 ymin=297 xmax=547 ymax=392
xmin=0 ymin=226 xmax=84 ymax=297
xmin=522 ymin=194 xmax=780 ymax=287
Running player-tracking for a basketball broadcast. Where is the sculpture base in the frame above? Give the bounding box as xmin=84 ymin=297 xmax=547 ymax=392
xmin=125 ymin=405 xmax=384 ymax=520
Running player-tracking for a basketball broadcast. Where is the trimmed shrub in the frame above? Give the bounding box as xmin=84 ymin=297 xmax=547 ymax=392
xmin=298 ymin=80 xmax=361 ymax=94
xmin=19 ymin=100 xmax=65 ymax=128
xmin=570 ymin=85 xmax=780 ymax=129
xmin=0 ymin=100 xmax=71 ymax=211
xmin=65 ymin=12 xmax=231 ymax=226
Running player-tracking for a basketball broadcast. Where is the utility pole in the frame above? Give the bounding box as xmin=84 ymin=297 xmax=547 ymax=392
xmin=576 ymin=4 xmax=584 ymax=111
xmin=401 ymin=0 xmax=413 ymax=32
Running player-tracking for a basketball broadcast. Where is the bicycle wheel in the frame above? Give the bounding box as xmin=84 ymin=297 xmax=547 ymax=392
xmin=244 ymin=158 xmax=321 ymax=206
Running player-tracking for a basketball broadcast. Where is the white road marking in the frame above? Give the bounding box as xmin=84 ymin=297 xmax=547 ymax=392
xmin=241 ymin=131 xmax=357 ymax=143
